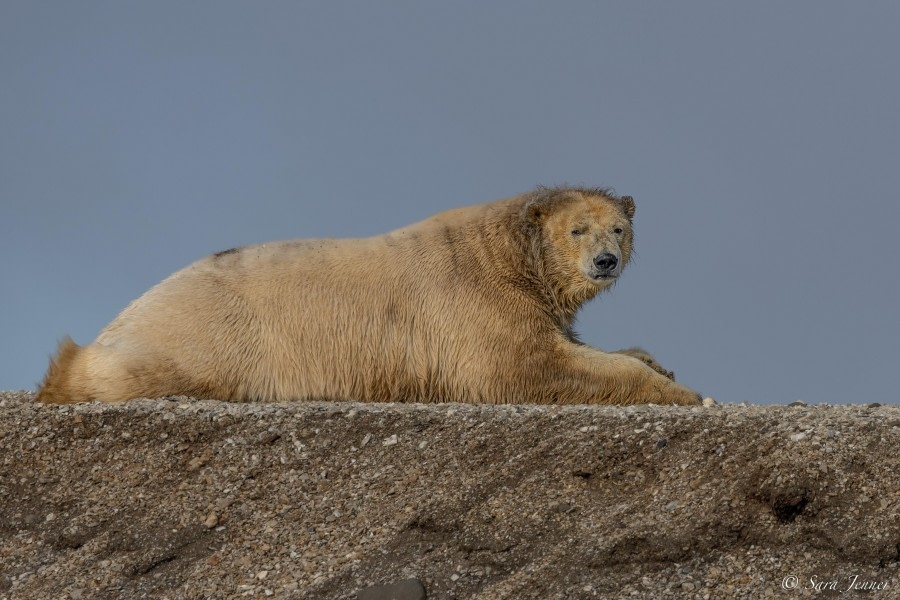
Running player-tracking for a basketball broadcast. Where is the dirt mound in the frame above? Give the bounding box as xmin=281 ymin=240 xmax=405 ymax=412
xmin=1 ymin=391 xmax=898 ymax=599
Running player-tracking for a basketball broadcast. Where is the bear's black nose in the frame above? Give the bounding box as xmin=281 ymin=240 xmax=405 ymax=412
xmin=593 ymin=253 xmax=618 ymax=273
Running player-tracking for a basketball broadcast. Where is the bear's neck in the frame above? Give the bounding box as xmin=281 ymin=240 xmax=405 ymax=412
xmin=476 ymin=205 xmax=597 ymax=333
xmin=543 ymin=274 xmax=600 ymax=333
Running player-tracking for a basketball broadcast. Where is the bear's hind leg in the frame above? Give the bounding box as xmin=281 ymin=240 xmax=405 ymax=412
xmin=74 ymin=343 xmax=203 ymax=402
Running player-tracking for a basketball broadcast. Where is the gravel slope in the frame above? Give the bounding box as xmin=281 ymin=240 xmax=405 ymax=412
xmin=1 ymin=391 xmax=898 ymax=599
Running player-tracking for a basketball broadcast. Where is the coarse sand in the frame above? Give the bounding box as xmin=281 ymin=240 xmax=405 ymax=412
xmin=1 ymin=391 xmax=898 ymax=599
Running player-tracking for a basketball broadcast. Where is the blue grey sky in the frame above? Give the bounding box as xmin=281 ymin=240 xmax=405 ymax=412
xmin=2 ymin=2 xmax=898 ymax=404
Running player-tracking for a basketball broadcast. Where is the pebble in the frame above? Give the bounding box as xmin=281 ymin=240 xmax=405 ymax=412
xmin=204 ymin=511 xmax=219 ymax=529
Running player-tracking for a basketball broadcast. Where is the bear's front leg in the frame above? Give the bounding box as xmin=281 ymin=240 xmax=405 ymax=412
xmin=557 ymin=343 xmax=702 ymax=406
xmin=614 ymin=347 xmax=674 ymax=380
xmin=631 ymin=369 xmax=701 ymax=406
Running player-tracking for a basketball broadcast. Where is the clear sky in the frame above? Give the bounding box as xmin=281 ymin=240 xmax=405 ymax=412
xmin=2 ymin=2 xmax=898 ymax=404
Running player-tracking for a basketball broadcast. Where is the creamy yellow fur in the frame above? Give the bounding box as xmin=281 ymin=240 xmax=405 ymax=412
xmin=37 ymin=187 xmax=701 ymax=405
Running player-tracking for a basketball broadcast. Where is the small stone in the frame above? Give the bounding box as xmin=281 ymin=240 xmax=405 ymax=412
xmin=450 ymin=573 xmax=460 ymax=581
xmin=187 ymin=449 xmax=213 ymax=471
xmin=259 ymin=431 xmax=281 ymax=445
xmin=45 ymin=513 xmax=56 ymax=522
xmin=702 ymin=397 xmax=716 ymax=407
xmin=788 ymin=400 xmax=806 ymax=407
xmin=656 ymin=439 xmax=668 ymax=449
xmin=382 ymin=434 xmax=399 ymax=447
xmin=360 ymin=433 xmax=372 ymax=447
xmin=790 ymin=432 xmax=808 ymax=442
xmin=256 ymin=570 xmax=268 ymax=580
xmin=357 ymin=578 xmax=427 ymax=600
xmin=204 ymin=511 xmax=219 ymax=529
xmin=664 ymin=501 xmax=678 ymax=511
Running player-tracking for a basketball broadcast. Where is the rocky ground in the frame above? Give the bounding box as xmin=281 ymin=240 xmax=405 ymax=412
xmin=0 ymin=390 xmax=898 ymax=599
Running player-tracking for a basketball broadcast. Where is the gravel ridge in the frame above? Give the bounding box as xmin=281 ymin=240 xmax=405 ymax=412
xmin=1 ymin=391 xmax=898 ymax=599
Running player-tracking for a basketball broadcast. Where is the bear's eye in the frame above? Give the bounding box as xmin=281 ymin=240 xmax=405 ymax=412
xmin=613 ymin=227 xmax=624 ymax=235
xmin=571 ymin=228 xmax=583 ymax=236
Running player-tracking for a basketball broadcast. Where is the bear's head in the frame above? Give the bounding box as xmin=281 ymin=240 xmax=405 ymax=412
xmin=524 ymin=187 xmax=635 ymax=307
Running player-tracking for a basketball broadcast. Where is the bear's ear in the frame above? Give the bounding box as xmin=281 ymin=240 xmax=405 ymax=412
xmin=524 ymin=190 xmax=576 ymax=224
xmin=620 ymin=195 xmax=636 ymax=219
xmin=525 ymin=199 xmax=548 ymax=224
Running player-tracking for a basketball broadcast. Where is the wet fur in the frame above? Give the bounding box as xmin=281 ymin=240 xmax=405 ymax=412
xmin=37 ymin=187 xmax=701 ymax=406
